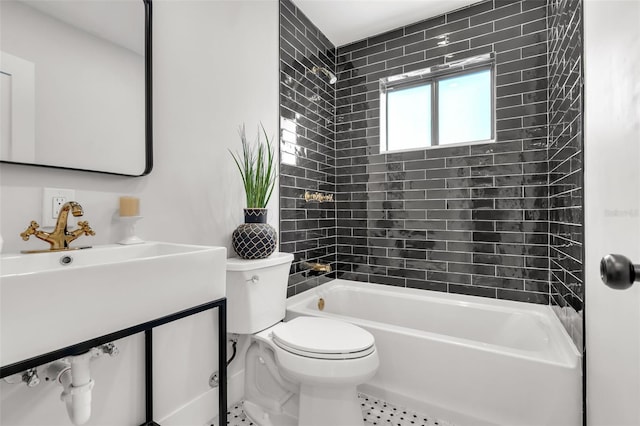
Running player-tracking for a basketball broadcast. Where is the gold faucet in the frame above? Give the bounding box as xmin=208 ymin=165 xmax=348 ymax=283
xmin=302 ymin=261 xmax=332 ymax=273
xmin=20 ymin=201 xmax=95 ymax=252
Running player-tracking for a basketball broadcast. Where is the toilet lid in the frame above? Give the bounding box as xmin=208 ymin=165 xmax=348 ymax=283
xmin=272 ymin=317 xmax=375 ymax=360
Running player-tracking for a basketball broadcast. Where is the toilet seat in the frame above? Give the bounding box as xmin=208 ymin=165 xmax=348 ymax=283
xmin=271 ymin=317 xmax=375 ymax=360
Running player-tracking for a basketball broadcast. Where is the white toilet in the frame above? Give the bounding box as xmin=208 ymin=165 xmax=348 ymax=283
xmin=226 ymin=252 xmax=379 ymax=426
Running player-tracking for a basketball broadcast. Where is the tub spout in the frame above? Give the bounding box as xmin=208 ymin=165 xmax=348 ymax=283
xmin=301 ymin=261 xmax=332 ymax=273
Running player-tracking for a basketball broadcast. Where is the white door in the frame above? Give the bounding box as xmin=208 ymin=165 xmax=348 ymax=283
xmin=584 ymin=1 xmax=640 ymax=424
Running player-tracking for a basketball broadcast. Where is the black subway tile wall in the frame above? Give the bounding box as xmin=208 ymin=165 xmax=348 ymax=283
xmin=279 ymin=0 xmax=586 ymax=327
xmin=548 ymin=0 xmax=583 ymax=348
xmin=279 ymin=0 xmax=337 ymax=296
xmin=334 ymin=0 xmax=551 ymax=303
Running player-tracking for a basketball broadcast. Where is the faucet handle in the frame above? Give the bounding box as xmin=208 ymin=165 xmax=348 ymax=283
xmin=76 ymin=221 xmax=95 ymax=236
xmin=22 ymin=368 xmax=40 ymax=388
xmin=20 ymin=221 xmax=40 ymax=241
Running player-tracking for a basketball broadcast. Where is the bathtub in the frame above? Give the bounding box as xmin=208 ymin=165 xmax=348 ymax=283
xmin=286 ymin=280 xmax=581 ymax=426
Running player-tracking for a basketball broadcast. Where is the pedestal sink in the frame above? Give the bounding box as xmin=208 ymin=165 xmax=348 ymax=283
xmin=0 ymin=242 xmax=226 ymax=367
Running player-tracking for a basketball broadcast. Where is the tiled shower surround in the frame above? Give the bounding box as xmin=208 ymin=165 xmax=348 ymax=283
xmin=279 ymin=0 xmax=584 ymax=337
xmin=547 ymin=0 xmax=584 ymax=347
xmin=335 ymin=0 xmax=550 ymax=303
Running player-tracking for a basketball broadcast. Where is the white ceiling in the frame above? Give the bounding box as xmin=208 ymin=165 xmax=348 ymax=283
xmin=292 ymin=0 xmax=480 ymax=47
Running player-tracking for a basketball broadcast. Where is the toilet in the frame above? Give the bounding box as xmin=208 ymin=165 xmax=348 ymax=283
xmin=226 ymin=252 xmax=379 ymax=426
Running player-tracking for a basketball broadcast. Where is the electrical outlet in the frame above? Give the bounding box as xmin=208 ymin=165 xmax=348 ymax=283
xmin=52 ymin=197 xmax=67 ymax=218
xmin=42 ymin=188 xmax=76 ymax=228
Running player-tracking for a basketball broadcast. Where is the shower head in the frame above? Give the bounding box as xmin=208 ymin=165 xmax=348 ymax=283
xmin=325 ymin=70 xmax=338 ymax=84
xmin=311 ymin=66 xmax=337 ymax=84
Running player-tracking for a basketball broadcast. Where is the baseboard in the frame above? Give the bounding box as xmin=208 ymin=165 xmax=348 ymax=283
xmin=227 ymin=369 xmax=244 ymax=406
xmin=158 ymin=369 xmax=245 ymax=426
xmin=159 ymin=388 xmax=218 ymax=426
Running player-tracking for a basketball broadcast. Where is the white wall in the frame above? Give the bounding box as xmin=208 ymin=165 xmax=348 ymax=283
xmin=0 ymin=0 xmax=279 ymax=424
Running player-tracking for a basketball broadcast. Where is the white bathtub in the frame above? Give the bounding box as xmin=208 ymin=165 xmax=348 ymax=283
xmin=286 ymin=279 xmax=582 ymax=426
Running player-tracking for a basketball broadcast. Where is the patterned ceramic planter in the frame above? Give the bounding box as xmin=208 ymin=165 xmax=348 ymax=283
xmin=232 ymin=208 xmax=277 ymax=259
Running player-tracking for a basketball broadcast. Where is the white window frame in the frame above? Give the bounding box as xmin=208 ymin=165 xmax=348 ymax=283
xmin=380 ymin=53 xmax=495 ymax=152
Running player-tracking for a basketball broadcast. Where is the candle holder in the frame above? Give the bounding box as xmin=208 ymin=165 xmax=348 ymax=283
xmin=118 ymin=216 xmax=144 ymax=245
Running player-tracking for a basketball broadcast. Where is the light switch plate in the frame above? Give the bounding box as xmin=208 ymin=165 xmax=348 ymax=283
xmin=42 ymin=188 xmax=75 ymax=228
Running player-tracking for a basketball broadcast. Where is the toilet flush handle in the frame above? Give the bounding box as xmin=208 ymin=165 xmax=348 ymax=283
xmin=248 ymin=275 xmax=260 ymax=284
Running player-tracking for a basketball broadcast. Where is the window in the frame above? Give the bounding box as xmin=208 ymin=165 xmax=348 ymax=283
xmin=380 ymin=55 xmax=494 ymax=152
xmin=387 ymin=84 xmax=432 ymax=151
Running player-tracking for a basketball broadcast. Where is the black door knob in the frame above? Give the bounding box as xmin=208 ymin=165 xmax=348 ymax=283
xmin=600 ymin=254 xmax=640 ymax=290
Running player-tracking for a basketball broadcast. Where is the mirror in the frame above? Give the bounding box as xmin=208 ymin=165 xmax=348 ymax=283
xmin=0 ymin=0 xmax=152 ymax=176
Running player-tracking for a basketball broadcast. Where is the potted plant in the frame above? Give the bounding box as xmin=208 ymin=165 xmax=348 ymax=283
xmin=229 ymin=123 xmax=277 ymax=259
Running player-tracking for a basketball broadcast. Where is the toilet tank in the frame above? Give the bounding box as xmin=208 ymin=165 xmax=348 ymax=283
xmin=226 ymin=252 xmax=294 ymax=334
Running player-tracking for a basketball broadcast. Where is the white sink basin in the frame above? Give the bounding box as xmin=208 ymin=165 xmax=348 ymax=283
xmin=1 ymin=242 xmax=226 ymax=367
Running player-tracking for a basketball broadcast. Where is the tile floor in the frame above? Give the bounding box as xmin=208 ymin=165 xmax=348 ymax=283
xmin=360 ymin=393 xmax=454 ymax=426
xmin=211 ymin=393 xmax=455 ymax=426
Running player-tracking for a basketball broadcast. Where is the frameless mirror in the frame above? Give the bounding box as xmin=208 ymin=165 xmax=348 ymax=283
xmin=0 ymin=0 xmax=152 ymax=176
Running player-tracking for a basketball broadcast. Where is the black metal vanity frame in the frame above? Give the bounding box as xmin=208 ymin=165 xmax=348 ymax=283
xmin=0 ymin=298 xmax=227 ymax=426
